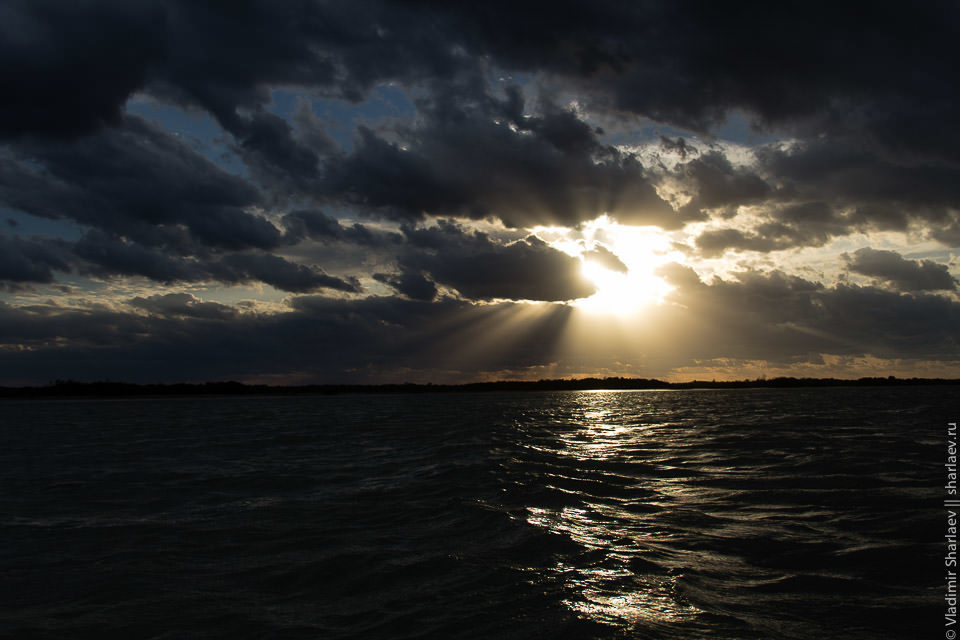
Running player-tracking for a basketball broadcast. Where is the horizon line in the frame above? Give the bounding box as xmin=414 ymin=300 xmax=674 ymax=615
xmin=2 ymin=375 xmax=959 ymax=398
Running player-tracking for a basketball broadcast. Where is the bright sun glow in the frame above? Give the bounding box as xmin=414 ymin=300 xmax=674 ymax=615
xmin=535 ymin=215 xmax=684 ymax=316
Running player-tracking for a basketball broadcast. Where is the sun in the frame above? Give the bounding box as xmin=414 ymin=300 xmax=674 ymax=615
xmin=577 ymin=257 xmax=673 ymax=316
xmin=578 ymin=262 xmax=647 ymax=316
xmin=536 ymin=216 xmax=681 ymax=316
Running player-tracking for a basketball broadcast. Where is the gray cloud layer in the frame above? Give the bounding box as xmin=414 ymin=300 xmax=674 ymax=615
xmin=1 ymin=267 xmax=957 ymax=384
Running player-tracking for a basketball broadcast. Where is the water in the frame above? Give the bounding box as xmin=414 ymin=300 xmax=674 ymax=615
xmin=0 ymin=387 xmax=952 ymax=638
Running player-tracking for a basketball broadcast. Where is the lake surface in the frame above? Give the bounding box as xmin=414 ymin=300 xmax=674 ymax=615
xmin=1 ymin=387 xmax=953 ymax=638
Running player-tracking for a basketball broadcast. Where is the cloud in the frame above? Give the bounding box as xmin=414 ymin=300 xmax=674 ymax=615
xmin=693 ymin=202 xmax=850 ymax=256
xmin=652 ymin=265 xmax=960 ymax=362
xmin=373 ymin=271 xmax=437 ymax=301
xmin=675 ymin=137 xmax=960 ymax=252
xmin=582 ymin=245 xmax=628 ymax=273
xmin=71 ymin=231 xmax=205 ymax=282
xmin=128 ymin=292 xmax=237 ymax=320
xmin=5 ymin=2 xmax=958 ymax=160
xmin=932 ymin=222 xmax=960 ymax=248
xmin=281 ymin=209 xmax=402 ymax=247
xmin=0 ymin=0 xmax=164 ymax=139
xmin=290 ymin=98 xmax=340 ymax=157
xmin=693 ymin=228 xmax=772 ymax=257
xmin=0 ymin=235 xmax=71 ymax=283
xmin=844 ymin=248 xmax=958 ymax=292
xmin=0 ymin=230 xmax=359 ymax=294
xmin=685 ymin=135 xmax=960 ymax=254
xmin=2 ymin=267 xmax=957 ymax=385
xmin=678 ymin=150 xmax=771 ymax=218
xmin=227 ymin=109 xmax=321 ymax=195
xmin=756 ymin=138 xmax=960 ymax=232
xmin=319 ymin=90 xmax=678 ymax=228
xmin=0 ymin=296 xmax=573 ymax=384
xmin=5 ymin=2 xmax=957 ymax=243
xmin=215 ymin=253 xmax=360 ymax=293
xmin=653 ymin=262 xmax=703 ymax=289
xmin=0 ymin=115 xmax=275 ymax=251
xmin=0 ymin=299 xmax=151 ymax=349
xmin=398 ymin=222 xmax=596 ymax=301
xmin=658 ymin=135 xmax=698 ymax=160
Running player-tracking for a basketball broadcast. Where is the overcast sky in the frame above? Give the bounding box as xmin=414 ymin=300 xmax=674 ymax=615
xmin=1 ymin=1 xmax=958 ymax=384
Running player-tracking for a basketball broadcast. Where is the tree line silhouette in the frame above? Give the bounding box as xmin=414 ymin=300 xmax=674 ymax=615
xmin=0 ymin=376 xmax=957 ymax=398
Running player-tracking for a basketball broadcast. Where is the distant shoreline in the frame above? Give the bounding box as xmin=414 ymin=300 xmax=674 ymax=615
xmin=1 ymin=376 xmax=958 ymax=398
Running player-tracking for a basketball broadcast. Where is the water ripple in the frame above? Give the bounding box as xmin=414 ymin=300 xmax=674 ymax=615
xmin=0 ymin=387 xmax=950 ymax=638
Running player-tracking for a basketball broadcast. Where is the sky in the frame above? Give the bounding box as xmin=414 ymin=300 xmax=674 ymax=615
xmin=1 ymin=1 xmax=959 ymax=385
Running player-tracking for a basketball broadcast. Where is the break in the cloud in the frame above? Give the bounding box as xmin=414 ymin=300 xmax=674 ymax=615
xmin=0 ymin=1 xmax=958 ymax=383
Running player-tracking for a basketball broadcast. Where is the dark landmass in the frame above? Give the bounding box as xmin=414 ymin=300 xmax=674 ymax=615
xmin=1 ymin=376 xmax=958 ymax=398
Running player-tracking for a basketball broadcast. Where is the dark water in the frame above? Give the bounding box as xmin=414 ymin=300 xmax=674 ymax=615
xmin=1 ymin=387 xmax=953 ymax=638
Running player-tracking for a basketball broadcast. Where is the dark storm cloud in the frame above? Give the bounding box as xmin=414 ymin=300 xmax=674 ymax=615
xmin=290 ymin=98 xmax=340 ymax=157
xmin=0 ymin=115 xmax=275 ymax=251
xmin=0 ymin=235 xmax=71 ymax=283
xmin=1 ymin=0 xmax=460 ymax=165
xmin=693 ymin=203 xmax=850 ymax=257
xmin=0 ymin=0 xmax=165 ymax=139
xmin=4 ymin=2 xmax=956 ymax=232
xmin=128 ymin=292 xmax=237 ymax=320
xmin=397 ymin=222 xmax=595 ymax=301
xmin=321 ymin=89 xmax=677 ymax=227
xmin=72 ymin=231 xmax=204 ymax=283
xmin=6 ymin=1 xmax=958 ymax=150
xmin=687 ymin=135 xmax=960 ymax=254
xmin=1 ymin=268 xmax=957 ymax=385
xmin=229 ymin=98 xmax=340 ymax=193
xmin=0 ymin=299 xmax=152 ymax=348
xmin=652 ymin=263 xmax=960 ymax=362
xmin=76 ymin=233 xmax=360 ymax=293
xmin=281 ymin=209 xmax=402 ymax=246
xmin=932 ymin=223 xmax=960 ymax=248
xmin=844 ymin=248 xmax=958 ymax=292
xmin=282 ymin=209 xmax=344 ymax=241
xmin=671 ymin=268 xmax=825 ymax=328
xmin=693 ymin=228 xmax=772 ymax=257
xmin=215 ymin=253 xmax=360 ymax=293
xmin=693 ymin=135 xmax=960 ymax=257
xmin=228 ymin=109 xmax=321 ymax=194
xmin=0 ymin=296 xmax=573 ymax=384
xmin=392 ymin=2 xmax=960 ymax=177
xmin=0 ymin=109 xmax=362 ymax=291
xmin=0 ymin=231 xmax=359 ymax=294
xmin=373 ymin=271 xmax=437 ymax=301
xmin=677 ymin=150 xmax=771 ymax=219
xmin=757 ymin=139 xmax=960 ymax=233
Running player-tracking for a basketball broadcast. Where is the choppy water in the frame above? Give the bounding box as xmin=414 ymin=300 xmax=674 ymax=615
xmin=1 ymin=387 xmax=952 ymax=638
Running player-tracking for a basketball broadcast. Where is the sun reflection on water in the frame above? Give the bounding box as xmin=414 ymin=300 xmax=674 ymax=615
xmin=514 ymin=392 xmax=705 ymax=629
